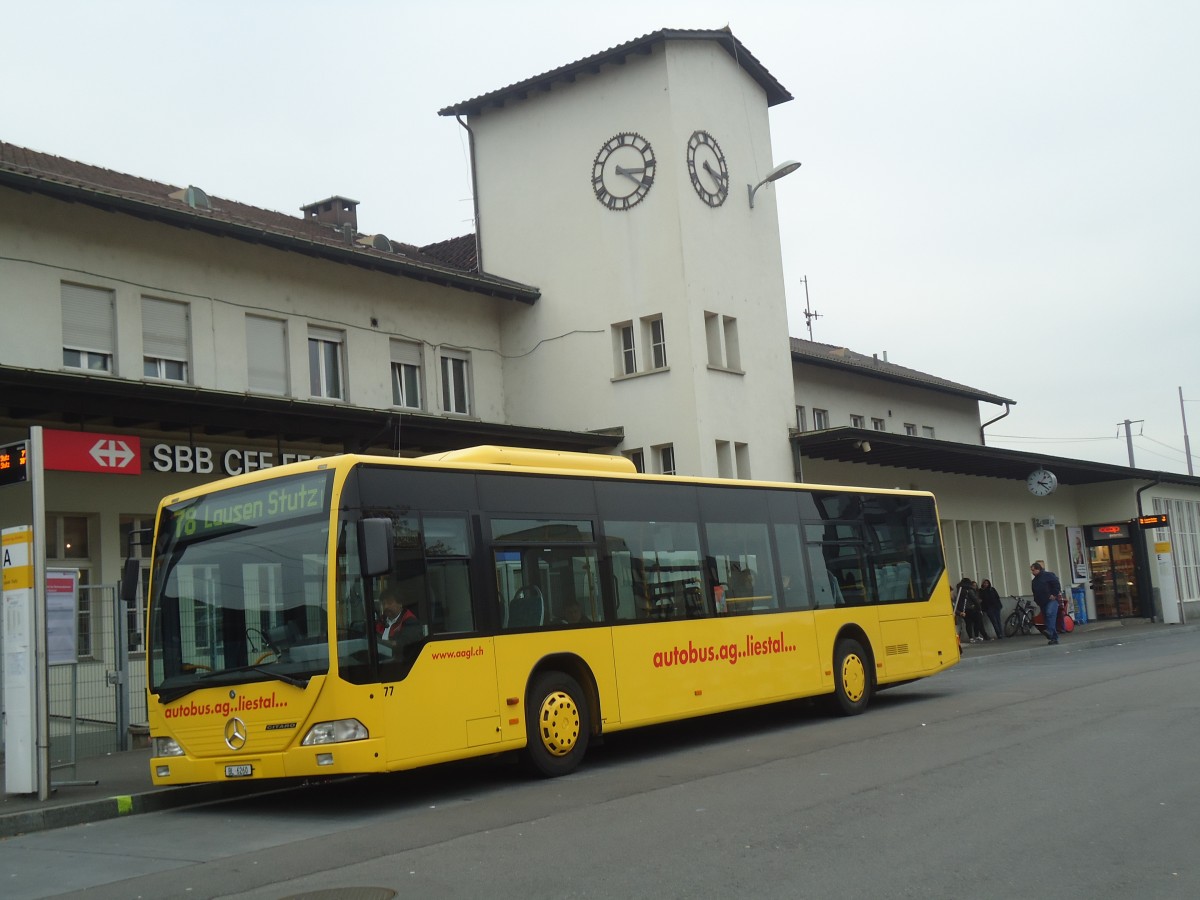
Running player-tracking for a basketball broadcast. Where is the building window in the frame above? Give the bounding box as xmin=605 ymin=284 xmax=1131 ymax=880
xmin=119 ymin=514 xmax=153 ymax=652
xmin=142 ymin=297 xmax=190 ymax=382
xmin=704 ymin=311 xmax=741 ymax=370
xmin=247 ymin=315 xmax=288 ymax=395
xmin=716 ymin=440 xmax=733 ymax=478
xmin=61 ymin=282 xmax=115 ymax=373
xmin=850 ymin=414 xmax=865 ymax=429
xmin=614 ymin=316 xmax=668 ymax=376
xmin=796 ymin=406 xmax=807 ymax=431
xmin=872 ymin=418 xmax=886 ymax=431
xmin=439 ymin=349 xmax=472 ymax=415
xmin=904 ymin=423 xmax=917 ymax=436
xmin=308 ymin=325 xmax=345 ymax=399
xmin=922 ymin=425 xmax=936 ymax=439
xmin=813 ymin=409 xmax=830 ymax=430
xmin=390 ymin=339 xmax=423 ymax=409
xmin=46 ymin=514 xmax=92 ymax=657
xmin=646 ymin=315 xmax=667 ymax=370
xmin=1155 ymin=497 xmax=1199 ymax=601
xmin=613 ymin=322 xmax=637 ymax=376
xmin=735 ymin=442 xmax=750 ymax=479
xmin=624 ymin=448 xmax=645 ymax=473
xmin=655 ymin=443 xmax=676 ymax=475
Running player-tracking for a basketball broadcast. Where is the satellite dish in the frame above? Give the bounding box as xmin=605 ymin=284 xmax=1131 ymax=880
xmin=168 ymin=185 xmax=211 ymax=209
xmin=356 ymin=233 xmax=394 ymax=252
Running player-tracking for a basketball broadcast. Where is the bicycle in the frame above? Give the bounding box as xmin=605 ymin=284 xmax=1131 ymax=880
xmin=1003 ymin=596 xmax=1037 ymax=637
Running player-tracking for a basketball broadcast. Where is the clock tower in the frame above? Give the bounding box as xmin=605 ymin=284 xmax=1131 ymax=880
xmin=440 ymin=29 xmax=798 ymax=480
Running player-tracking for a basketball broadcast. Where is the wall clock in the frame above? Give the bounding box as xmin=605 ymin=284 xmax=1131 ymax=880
xmin=1026 ymin=468 xmax=1058 ymax=496
xmin=592 ymin=132 xmax=656 ymax=210
xmin=686 ymin=129 xmax=728 ymax=207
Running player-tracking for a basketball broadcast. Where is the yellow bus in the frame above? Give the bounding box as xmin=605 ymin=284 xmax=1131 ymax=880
xmin=145 ymin=446 xmax=958 ymax=784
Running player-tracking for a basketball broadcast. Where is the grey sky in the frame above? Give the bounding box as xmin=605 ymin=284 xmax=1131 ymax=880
xmin=5 ymin=1 xmax=1198 ymax=472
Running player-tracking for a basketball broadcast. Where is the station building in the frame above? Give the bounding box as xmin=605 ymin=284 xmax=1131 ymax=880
xmin=2 ymin=28 xmax=1197 ymax=743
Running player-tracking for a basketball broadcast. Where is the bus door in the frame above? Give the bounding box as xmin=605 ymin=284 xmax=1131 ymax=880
xmin=488 ymin=517 xmax=618 ymax=737
xmin=353 ymin=512 xmax=502 ymax=765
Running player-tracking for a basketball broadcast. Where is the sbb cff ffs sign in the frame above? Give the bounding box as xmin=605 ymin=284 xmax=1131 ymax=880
xmin=0 ymin=441 xmax=29 ymax=487
xmin=43 ymin=429 xmax=140 ymax=475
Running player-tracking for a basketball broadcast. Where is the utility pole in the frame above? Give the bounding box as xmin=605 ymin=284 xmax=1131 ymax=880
xmin=1180 ymin=387 xmax=1194 ymax=476
xmin=801 ymin=276 xmax=821 ymax=341
xmin=1119 ymin=419 xmax=1144 ymax=467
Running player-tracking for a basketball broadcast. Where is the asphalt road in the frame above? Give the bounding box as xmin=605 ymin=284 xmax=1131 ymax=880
xmin=4 ymin=632 xmax=1198 ymax=900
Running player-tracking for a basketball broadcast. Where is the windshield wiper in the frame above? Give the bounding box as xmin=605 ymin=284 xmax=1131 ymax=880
xmin=155 ymin=684 xmax=200 ymax=704
xmin=154 ymin=664 xmax=308 ymax=704
xmin=199 ymin=663 xmax=309 ymax=688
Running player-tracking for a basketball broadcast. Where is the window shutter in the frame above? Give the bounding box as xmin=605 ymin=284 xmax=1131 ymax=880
xmin=308 ymin=325 xmax=342 ymax=344
xmin=247 ymin=315 xmax=288 ymax=394
xmin=390 ymin=339 xmax=422 ymax=366
xmin=142 ymin=297 xmax=189 ymax=361
xmin=61 ymin=283 xmax=115 ymax=353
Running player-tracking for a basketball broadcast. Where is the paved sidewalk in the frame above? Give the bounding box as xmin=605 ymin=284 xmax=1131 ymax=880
xmin=1 ymin=617 xmax=1195 ymax=838
xmin=954 ymin=615 xmax=1199 ymax=665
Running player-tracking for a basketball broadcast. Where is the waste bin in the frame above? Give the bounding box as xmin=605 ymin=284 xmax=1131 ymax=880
xmin=1071 ymin=585 xmax=1087 ymax=624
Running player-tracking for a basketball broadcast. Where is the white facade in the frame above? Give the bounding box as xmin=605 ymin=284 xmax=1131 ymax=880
xmin=467 ymin=38 xmax=796 ymax=480
xmin=1 ymin=193 xmax=510 ymax=423
xmin=792 ymin=355 xmax=986 ymax=444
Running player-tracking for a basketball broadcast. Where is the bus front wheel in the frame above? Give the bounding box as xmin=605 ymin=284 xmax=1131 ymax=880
xmin=524 ymin=671 xmax=589 ymax=777
xmin=831 ymin=638 xmax=872 ymax=716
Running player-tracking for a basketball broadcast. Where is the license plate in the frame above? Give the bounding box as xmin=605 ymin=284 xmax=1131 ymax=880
xmin=225 ymin=764 xmax=253 ymax=778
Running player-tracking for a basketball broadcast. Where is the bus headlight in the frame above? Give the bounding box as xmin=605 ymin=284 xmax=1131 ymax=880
xmin=153 ymin=736 xmax=185 ymax=757
xmin=301 ymin=719 xmax=368 ymax=745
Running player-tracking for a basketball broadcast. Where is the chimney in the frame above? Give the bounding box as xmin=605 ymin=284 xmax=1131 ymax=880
xmin=301 ymin=195 xmax=359 ymax=232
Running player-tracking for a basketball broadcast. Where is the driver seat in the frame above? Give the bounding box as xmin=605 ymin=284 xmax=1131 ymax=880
xmin=506 ymin=587 xmax=544 ymax=628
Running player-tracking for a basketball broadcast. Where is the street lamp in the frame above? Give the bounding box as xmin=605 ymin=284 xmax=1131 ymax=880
xmin=747 ymin=160 xmax=801 ymax=209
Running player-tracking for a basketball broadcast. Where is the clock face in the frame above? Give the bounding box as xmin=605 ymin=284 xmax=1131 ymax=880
xmin=592 ymin=132 xmax=656 ymax=210
xmin=687 ymin=130 xmax=729 ymax=207
xmin=1027 ymin=468 xmax=1058 ymax=496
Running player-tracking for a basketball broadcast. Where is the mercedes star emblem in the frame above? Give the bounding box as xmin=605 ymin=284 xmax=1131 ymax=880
xmin=224 ymin=716 xmax=248 ymax=751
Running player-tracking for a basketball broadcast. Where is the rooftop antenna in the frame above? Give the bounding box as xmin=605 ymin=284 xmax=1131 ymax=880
xmin=801 ymin=276 xmax=822 ymax=340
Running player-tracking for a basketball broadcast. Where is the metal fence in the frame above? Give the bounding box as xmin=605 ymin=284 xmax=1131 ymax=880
xmin=45 ymin=584 xmax=147 ymax=766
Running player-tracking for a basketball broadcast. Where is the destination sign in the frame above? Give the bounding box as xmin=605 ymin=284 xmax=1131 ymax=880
xmin=0 ymin=441 xmax=29 ymax=487
xmin=165 ymin=471 xmax=332 ymax=540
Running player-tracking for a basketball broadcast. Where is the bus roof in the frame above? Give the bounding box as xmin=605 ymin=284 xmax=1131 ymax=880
xmin=420 ymin=445 xmax=638 ymax=475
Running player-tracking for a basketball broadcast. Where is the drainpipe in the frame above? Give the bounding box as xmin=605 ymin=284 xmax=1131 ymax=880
xmin=1135 ymin=477 xmax=1161 ymax=518
xmin=979 ymin=402 xmax=1011 ymax=445
xmin=455 ymin=115 xmax=484 ymax=273
xmin=1135 ymin=477 xmax=1163 ymax=621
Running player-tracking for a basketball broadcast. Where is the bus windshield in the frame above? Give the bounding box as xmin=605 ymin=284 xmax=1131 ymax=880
xmin=148 ymin=470 xmax=334 ymax=701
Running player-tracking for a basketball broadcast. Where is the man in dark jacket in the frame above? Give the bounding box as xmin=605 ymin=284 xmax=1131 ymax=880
xmin=1030 ymin=562 xmax=1063 ymax=645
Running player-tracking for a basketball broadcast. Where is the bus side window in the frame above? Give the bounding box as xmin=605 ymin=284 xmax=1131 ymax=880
xmin=773 ymin=523 xmax=812 ymax=610
xmin=428 ymin=561 xmax=474 ymax=633
xmin=704 ymin=521 xmax=777 ymax=614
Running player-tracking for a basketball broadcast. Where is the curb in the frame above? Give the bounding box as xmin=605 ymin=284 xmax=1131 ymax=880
xmin=0 ymin=780 xmax=281 ymax=839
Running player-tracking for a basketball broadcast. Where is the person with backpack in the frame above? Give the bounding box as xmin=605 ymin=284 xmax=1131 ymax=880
xmin=979 ymin=578 xmax=1003 ymax=639
xmin=1030 ymin=561 xmax=1064 ymax=645
xmin=956 ymin=577 xmax=987 ymax=643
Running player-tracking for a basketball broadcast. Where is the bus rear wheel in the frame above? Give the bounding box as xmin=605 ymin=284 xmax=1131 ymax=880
xmin=831 ymin=638 xmax=872 ymax=716
xmin=524 ymin=671 xmax=589 ymax=778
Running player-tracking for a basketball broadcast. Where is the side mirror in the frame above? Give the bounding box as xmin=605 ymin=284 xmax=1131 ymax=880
xmin=358 ymin=517 xmax=395 ymax=578
xmin=120 ymin=556 xmax=142 ymax=606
